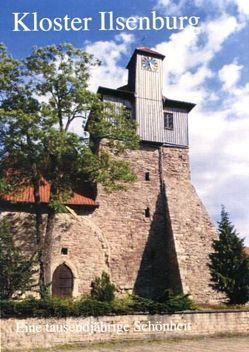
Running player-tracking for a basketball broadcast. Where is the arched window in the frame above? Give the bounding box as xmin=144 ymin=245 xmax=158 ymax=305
xmin=52 ymin=264 xmax=73 ymax=298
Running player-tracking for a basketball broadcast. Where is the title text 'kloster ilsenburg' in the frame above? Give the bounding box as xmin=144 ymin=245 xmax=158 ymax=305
xmin=12 ymin=11 xmax=200 ymax=32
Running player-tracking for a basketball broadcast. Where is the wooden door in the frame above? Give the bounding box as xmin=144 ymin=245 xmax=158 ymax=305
xmin=52 ymin=264 xmax=73 ymax=298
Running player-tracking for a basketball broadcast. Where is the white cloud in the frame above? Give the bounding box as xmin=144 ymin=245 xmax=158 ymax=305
xmin=236 ymin=0 xmax=249 ymax=16
xmin=84 ymin=33 xmax=135 ymax=91
xmin=154 ymin=15 xmax=241 ymax=105
xmin=188 ymin=70 xmax=249 ymax=243
xmin=82 ymin=8 xmax=249 ymax=243
xmin=157 ymin=14 xmax=239 ymax=74
xmin=156 ymin=0 xmax=187 ymax=14
xmin=218 ymin=62 xmax=243 ymax=90
xmin=152 ymin=12 xmax=249 ymax=243
xmin=231 ymin=83 xmax=249 ymax=117
xmin=190 ymin=109 xmax=249 ymax=243
xmin=156 ymin=0 xmax=249 ymax=18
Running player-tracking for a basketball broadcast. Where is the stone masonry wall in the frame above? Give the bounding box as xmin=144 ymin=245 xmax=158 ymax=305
xmin=162 ymin=147 xmax=220 ymax=302
xmin=2 ymin=311 xmax=249 ymax=350
xmin=89 ymin=144 xmax=220 ymax=302
xmin=0 ymin=144 xmax=219 ymax=302
xmin=89 ymin=145 xmax=170 ymax=298
xmin=0 ymin=145 xmax=170 ymax=298
xmin=0 ymin=211 xmax=109 ymax=297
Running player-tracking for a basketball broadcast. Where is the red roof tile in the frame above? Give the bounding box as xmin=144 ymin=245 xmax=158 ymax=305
xmin=245 ymin=247 xmax=249 ymax=256
xmin=2 ymin=178 xmax=96 ymax=206
xmin=138 ymin=47 xmax=163 ymax=56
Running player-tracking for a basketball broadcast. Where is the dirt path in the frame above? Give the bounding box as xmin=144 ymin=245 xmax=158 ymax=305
xmin=36 ymin=336 xmax=249 ymax=352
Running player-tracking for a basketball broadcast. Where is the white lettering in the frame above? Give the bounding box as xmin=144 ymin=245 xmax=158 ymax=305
xmin=13 ymin=12 xmax=31 ymax=31
xmin=138 ymin=17 xmax=151 ymax=30
xmin=53 ymin=17 xmax=63 ymax=31
xmin=116 ymin=16 xmax=126 ymax=31
xmin=64 ymin=15 xmax=70 ymax=31
xmin=40 ymin=17 xmax=53 ymax=32
xmin=152 ymin=11 xmax=164 ymax=30
xmin=12 ymin=12 xmax=93 ymax=32
xmin=189 ymin=16 xmax=200 ymax=26
xmin=164 ymin=16 xmax=178 ymax=30
xmin=125 ymin=17 xmax=137 ymax=30
xmin=82 ymin=17 xmax=92 ymax=31
xmin=13 ymin=11 xmax=200 ymax=32
xmin=99 ymin=11 xmax=114 ymax=31
xmin=178 ymin=16 xmax=188 ymax=30
xmin=33 ymin=12 xmax=38 ymax=31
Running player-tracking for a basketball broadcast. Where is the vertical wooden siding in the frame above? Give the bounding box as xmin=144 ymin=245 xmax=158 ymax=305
xmin=135 ymin=54 xmax=188 ymax=147
xmin=102 ymin=54 xmax=189 ymax=147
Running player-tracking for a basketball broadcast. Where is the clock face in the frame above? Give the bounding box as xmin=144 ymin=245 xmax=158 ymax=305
xmin=142 ymin=56 xmax=158 ymax=72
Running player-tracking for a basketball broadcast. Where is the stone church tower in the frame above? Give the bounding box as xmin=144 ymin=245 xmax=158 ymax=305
xmin=0 ymin=48 xmax=218 ymax=303
xmin=91 ymin=48 xmax=218 ymax=302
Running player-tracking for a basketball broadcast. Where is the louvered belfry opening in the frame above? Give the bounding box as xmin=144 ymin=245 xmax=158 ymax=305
xmin=52 ymin=264 xmax=73 ymax=298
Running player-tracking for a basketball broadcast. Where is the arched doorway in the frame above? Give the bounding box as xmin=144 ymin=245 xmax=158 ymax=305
xmin=52 ymin=264 xmax=73 ymax=298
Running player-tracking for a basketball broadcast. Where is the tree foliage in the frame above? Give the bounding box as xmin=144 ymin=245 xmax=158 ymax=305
xmin=0 ymin=44 xmax=19 ymax=92
xmin=90 ymin=272 xmax=116 ymax=302
xmin=209 ymin=206 xmax=249 ymax=304
xmin=0 ymin=43 xmax=139 ymax=297
xmin=0 ymin=218 xmax=37 ymax=299
xmin=0 ymin=43 xmax=139 ymax=195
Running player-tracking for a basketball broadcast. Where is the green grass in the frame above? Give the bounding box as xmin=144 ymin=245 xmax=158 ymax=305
xmin=196 ymin=303 xmax=249 ymax=311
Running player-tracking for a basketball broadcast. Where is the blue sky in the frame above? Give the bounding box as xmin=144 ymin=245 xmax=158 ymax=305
xmin=1 ymin=0 xmax=249 ymax=243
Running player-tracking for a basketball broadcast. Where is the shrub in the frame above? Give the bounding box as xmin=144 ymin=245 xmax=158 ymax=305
xmin=0 ymin=297 xmax=74 ymax=318
xmin=90 ymin=272 xmax=115 ymax=302
xmin=157 ymin=289 xmax=194 ymax=312
xmin=76 ymin=298 xmax=112 ymax=317
xmin=0 ymin=291 xmax=194 ymax=318
xmin=128 ymin=296 xmax=163 ymax=314
xmin=111 ymin=295 xmax=134 ymax=314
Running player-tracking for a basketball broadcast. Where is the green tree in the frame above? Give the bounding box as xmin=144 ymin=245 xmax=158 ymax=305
xmin=90 ymin=272 xmax=116 ymax=302
xmin=209 ymin=206 xmax=249 ymax=304
xmin=0 ymin=43 xmax=19 ymax=92
xmin=0 ymin=43 xmax=139 ymax=298
xmin=0 ymin=218 xmax=37 ymax=299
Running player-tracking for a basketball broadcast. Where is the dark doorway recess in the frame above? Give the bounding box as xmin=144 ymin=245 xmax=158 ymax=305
xmin=52 ymin=264 xmax=73 ymax=298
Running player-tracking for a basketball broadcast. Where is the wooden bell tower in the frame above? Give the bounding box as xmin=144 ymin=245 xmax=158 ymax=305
xmin=127 ymin=48 xmax=194 ymax=147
